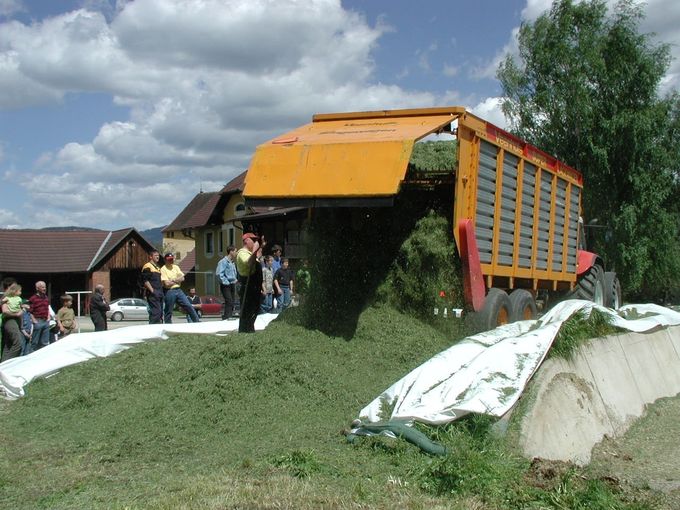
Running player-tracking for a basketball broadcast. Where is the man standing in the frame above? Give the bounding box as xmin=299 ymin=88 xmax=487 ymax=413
xmin=160 ymin=253 xmax=200 ymax=324
xmin=141 ymin=250 xmax=164 ymax=324
xmin=28 ymin=281 xmax=51 ymax=351
xmin=90 ymin=284 xmax=110 ymax=331
xmin=236 ymin=233 xmax=265 ymax=333
xmin=216 ymin=246 xmax=237 ymax=320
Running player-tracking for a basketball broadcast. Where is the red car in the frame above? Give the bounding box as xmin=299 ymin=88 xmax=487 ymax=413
xmin=199 ymin=295 xmax=224 ymax=316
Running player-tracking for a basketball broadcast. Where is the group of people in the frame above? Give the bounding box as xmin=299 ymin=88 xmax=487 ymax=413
xmin=215 ymin=234 xmax=298 ymax=333
xmin=0 ymin=277 xmax=80 ymax=363
xmin=140 ymin=250 xmax=200 ymax=324
xmin=0 ymin=238 xmax=305 ymax=361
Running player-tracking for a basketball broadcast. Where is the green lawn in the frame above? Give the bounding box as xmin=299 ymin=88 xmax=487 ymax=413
xmin=0 ymin=305 xmax=655 ymax=509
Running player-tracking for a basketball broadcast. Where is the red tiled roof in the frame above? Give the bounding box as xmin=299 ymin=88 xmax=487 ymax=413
xmin=178 ymin=248 xmax=195 ymax=273
xmin=0 ymin=228 xmax=149 ymax=273
xmin=220 ymin=170 xmax=247 ymax=194
xmin=163 ymin=192 xmax=221 ymax=232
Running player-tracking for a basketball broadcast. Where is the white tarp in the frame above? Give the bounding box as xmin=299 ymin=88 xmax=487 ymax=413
xmin=359 ymin=300 xmax=680 ymax=425
xmin=0 ymin=314 xmax=279 ymax=400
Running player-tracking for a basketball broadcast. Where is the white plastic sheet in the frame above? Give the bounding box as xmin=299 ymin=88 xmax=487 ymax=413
xmin=0 ymin=314 xmax=279 ymax=400
xmin=358 ymin=300 xmax=680 ymax=425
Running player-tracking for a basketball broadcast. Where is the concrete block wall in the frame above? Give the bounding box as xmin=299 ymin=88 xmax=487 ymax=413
xmin=519 ymin=325 xmax=680 ymax=465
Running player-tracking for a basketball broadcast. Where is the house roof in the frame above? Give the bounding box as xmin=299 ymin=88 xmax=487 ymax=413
xmin=178 ymin=248 xmax=195 ymax=274
xmin=0 ymin=228 xmax=151 ymax=273
xmin=163 ymin=191 xmax=221 ymax=232
xmin=220 ymin=170 xmax=246 ymax=194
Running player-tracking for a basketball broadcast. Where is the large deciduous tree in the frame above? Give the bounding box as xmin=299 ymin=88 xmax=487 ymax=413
xmin=497 ymin=0 xmax=680 ymax=302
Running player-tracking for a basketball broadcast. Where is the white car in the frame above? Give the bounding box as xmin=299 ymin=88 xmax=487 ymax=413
xmin=106 ymin=298 xmax=148 ymax=321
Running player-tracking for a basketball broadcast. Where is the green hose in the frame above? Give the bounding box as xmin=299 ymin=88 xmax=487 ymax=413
xmin=346 ymin=421 xmax=447 ymax=456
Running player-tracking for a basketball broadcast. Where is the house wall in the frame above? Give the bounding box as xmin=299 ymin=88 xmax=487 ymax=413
xmin=162 ymin=230 xmax=195 ymax=263
xmin=194 ymin=194 xmax=247 ymax=296
xmin=89 ymin=270 xmax=111 ymax=302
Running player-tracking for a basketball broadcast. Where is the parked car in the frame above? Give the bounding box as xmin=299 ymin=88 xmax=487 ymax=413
xmin=199 ymin=295 xmax=224 ymax=316
xmin=106 ymin=298 xmax=148 ymax=322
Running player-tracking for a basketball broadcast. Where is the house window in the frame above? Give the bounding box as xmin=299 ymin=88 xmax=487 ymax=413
xmin=235 ymin=203 xmax=246 ymax=217
xmin=218 ymin=231 xmax=224 ymax=253
xmin=205 ymin=231 xmax=214 ymax=255
xmin=228 ymin=226 xmax=235 ymax=247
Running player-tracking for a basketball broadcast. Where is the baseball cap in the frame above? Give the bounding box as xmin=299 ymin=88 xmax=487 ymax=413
xmin=242 ymin=232 xmax=258 ymax=241
xmin=164 ymin=253 xmax=174 ymax=260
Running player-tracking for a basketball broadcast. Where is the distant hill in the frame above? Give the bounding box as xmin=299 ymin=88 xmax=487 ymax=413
xmin=139 ymin=226 xmax=164 ymax=249
xmin=40 ymin=226 xmax=102 ymax=231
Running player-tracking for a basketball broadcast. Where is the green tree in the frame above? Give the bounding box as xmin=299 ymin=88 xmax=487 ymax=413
xmin=497 ymin=0 xmax=680 ymax=301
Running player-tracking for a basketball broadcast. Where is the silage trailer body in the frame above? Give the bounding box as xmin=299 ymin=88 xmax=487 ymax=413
xmin=243 ymin=107 xmax=618 ymax=326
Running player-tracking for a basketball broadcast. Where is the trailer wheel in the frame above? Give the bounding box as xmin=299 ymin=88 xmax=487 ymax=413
xmin=604 ymin=272 xmax=622 ymax=310
xmin=509 ymin=289 xmax=537 ymax=322
xmin=570 ymin=264 xmax=606 ymax=305
xmin=470 ymin=288 xmax=511 ymax=332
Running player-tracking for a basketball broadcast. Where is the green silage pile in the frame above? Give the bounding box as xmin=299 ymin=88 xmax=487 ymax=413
xmin=290 ymin=206 xmax=465 ymax=339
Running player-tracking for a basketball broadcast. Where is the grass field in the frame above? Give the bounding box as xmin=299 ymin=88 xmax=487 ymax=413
xmin=0 ymin=304 xmax=661 ymax=509
xmin=0 ymin=211 xmax=664 ymax=509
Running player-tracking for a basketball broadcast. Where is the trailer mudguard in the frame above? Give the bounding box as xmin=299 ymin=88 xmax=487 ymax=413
xmin=458 ymin=218 xmax=486 ymax=311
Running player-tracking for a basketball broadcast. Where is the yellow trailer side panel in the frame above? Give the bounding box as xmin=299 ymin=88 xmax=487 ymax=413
xmin=244 ymin=112 xmax=457 ymax=199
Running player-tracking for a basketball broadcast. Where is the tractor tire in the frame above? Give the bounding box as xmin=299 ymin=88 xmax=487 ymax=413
xmin=604 ymin=271 xmax=622 ymax=310
xmin=469 ymin=288 xmax=511 ymax=332
xmin=509 ymin=289 xmax=537 ymax=322
xmin=570 ymin=264 xmax=606 ymax=305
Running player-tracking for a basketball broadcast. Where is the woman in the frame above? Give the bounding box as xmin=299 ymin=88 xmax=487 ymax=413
xmin=1 ymin=283 xmax=25 ymax=361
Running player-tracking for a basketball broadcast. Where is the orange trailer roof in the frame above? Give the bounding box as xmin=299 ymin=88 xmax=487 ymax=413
xmin=243 ymin=107 xmax=464 ymax=201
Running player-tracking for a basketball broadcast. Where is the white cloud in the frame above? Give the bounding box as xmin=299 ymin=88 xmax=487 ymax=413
xmin=470 ymin=97 xmax=507 ymax=129
xmin=0 ymin=0 xmax=23 ymax=17
xmin=442 ymin=63 xmax=459 ymax=77
xmin=0 ymin=0 xmax=437 ymax=229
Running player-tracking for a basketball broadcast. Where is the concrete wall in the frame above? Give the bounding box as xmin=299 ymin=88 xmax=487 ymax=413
xmin=519 ymin=325 xmax=680 ymax=465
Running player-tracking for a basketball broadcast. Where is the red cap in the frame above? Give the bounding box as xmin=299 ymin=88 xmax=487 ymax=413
xmin=242 ymin=232 xmax=258 ymax=241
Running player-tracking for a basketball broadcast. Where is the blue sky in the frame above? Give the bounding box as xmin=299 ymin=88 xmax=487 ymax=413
xmin=0 ymin=0 xmax=677 ymax=231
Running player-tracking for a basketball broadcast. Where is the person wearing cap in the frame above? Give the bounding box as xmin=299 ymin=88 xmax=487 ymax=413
xmin=141 ymin=249 xmax=164 ymax=324
xmin=236 ymin=232 xmax=265 ymax=333
xmin=160 ymin=253 xmax=200 ymax=324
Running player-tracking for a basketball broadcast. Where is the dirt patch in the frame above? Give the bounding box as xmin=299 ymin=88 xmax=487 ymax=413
xmin=524 ymin=457 xmax=580 ymax=491
xmin=588 ymin=394 xmax=680 ymax=509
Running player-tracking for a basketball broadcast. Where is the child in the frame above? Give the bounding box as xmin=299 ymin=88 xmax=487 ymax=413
xmin=274 ymin=258 xmax=295 ymax=311
xmin=1 ymin=283 xmax=25 ymax=361
xmin=260 ymin=256 xmax=277 ymax=313
xmin=57 ymin=294 xmax=77 ymax=339
xmin=2 ymin=283 xmax=23 ymax=315
xmin=20 ymin=300 xmax=33 ymax=355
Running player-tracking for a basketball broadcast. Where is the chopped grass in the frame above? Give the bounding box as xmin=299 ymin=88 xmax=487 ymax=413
xmin=0 ymin=208 xmax=657 ymax=509
xmin=549 ymin=309 xmax=624 ymax=359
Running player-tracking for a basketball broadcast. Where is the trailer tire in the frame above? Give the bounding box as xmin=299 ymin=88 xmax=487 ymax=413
xmin=604 ymin=272 xmax=622 ymax=310
xmin=470 ymin=288 xmax=511 ymax=332
xmin=570 ymin=264 xmax=606 ymax=305
xmin=509 ymin=289 xmax=537 ymax=322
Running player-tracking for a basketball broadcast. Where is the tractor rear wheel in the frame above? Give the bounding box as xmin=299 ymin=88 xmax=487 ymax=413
xmin=470 ymin=288 xmax=511 ymax=332
xmin=570 ymin=264 xmax=606 ymax=305
xmin=509 ymin=289 xmax=537 ymax=322
xmin=604 ymin=272 xmax=622 ymax=309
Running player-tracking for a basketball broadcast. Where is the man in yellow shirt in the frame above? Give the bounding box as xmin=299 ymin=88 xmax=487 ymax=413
xmin=236 ymin=232 xmax=265 ymax=333
xmin=160 ymin=253 xmax=200 ymax=324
